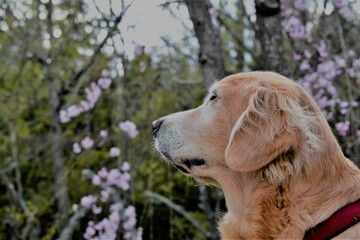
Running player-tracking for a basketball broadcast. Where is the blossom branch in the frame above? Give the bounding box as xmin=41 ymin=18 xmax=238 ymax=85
xmin=63 ymin=1 xmax=134 ymax=95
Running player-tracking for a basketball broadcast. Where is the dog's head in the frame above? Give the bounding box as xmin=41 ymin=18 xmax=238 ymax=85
xmin=153 ymin=72 xmax=320 ymax=185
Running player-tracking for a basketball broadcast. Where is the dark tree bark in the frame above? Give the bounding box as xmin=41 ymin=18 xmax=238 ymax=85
xmin=184 ymin=0 xmax=225 ymax=86
xmin=255 ymin=0 xmax=288 ymax=75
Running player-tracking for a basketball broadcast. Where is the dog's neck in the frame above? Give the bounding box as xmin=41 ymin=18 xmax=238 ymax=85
xmin=216 ymin=148 xmax=360 ymax=239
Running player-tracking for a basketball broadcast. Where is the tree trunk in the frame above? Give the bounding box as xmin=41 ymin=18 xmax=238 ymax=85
xmin=45 ymin=0 xmax=70 ymax=225
xmin=184 ymin=0 xmax=225 ymax=86
xmin=255 ymin=0 xmax=288 ymax=75
xmin=48 ymin=74 xmax=70 ymax=218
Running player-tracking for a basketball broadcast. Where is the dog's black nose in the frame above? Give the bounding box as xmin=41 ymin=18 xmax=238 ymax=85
xmin=152 ymin=119 xmax=164 ymax=137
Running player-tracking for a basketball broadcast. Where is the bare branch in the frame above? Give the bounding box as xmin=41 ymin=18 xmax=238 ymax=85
xmin=144 ymin=190 xmax=217 ymax=239
xmin=57 ymin=207 xmax=90 ymax=240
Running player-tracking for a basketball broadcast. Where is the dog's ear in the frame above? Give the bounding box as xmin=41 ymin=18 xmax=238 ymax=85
xmin=225 ymin=82 xmax=305 ymax=172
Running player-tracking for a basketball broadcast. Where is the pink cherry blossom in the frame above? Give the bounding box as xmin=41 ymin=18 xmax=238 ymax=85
xmin=83 ymin=225 xmax=95 ymax=239
xmin=292 ymin=52 xmax=301 ymax=61
xmin=81 ymin=136 xmax=94 ymax=149
xmin=352 ymin=59 xmax=360 ymax=69
xmin=304 ymin=50 xmax=312 ymax=59
xmin=117 ymin=180 xmax=129 ymax=191
xmin=98 ymin=167 xmax=108 ymax=178
xmin=314 ymin=40 xmax=328 ymax=58
xmin=339 ymin=6 xmax=351 ymax=19
xmin=109 ymin=210 xmax=120 ymax=223
xmin=335 ymin=121 xmax=350 ymax=137
xmin=106 ymin=168 xmax=130 ymax=190
xmin=109 ymin=147 xmax=121 ymax=157
xmin=91 ymin=207 xmax=120 ymax=240
xmin=317 ymin=60 xmax=339 ymax=80
xmin=299 ymin=60 xmax=310 ymax=70
xmin=80 ymin=100 xmax=91 ymax=111
xmin=121 ymin=161 xmax=130 ymax=171
xmin=282 ymin=16 xmax=306 ymax=39
xmin=100 ymin=189 xmax=110 ymax=202
xmin=124 ymin=205 xmax=136 ymax=217
xmin=72 ymin=143 xmax=81 ymax=154
xmin=123 ymin=206 xmax=137 ymax=230
xmin=92 ymin=175 xmax=101 ymax=186
xmin=294 ymin=0 xmax=309 ymax=11
xmin=122 ymin=172 xmax=131 ymax=181
xmin=339 ymin=101 xmax=349 ymax=115
xmin=99 ymin=130 xmax=108 ymax=138
xmin=92 ymin=205 xmax=102 ymax=214
xmin=98 ymin=77 xmax=112 ymax=89
xmin=107 ymin=169 xmax=122 ymax=185
xmin=81 ymin=195 xmax=97 ymax=208
xmin=60 ymin=69 xmax=113 ymax=125
xmin=119 ymin=120 xmax=139 ymax=138
xmin=124 ymin=232 xmax=132 ymax=239
xmin=85 ymin=82 xmax=102 ymax=109
xmin=101 ymin=69 xmax=111 ymax=77
xmin=59 ymin=110 xmax=70 ymax=123
xmin=67 ymin=104 xmax=83 ymax=117
xmin=335 ymin=56 xmax=346 ymax=68
xmin=347 ymin=67 xmax=356 ymax=77
xmin=333 ymin=0 xmax=347 ymax=8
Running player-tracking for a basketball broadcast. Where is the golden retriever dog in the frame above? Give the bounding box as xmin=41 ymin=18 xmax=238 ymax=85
xmin=152 ymin=72 xmax=360 ymax=239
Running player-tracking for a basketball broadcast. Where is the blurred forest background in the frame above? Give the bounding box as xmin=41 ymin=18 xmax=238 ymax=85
xmin=0 ymin=0 xmax=360 ymax=239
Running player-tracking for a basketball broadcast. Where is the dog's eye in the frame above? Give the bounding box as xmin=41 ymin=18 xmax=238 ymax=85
xmin=210 ymin=93 xmax=217 ymax=101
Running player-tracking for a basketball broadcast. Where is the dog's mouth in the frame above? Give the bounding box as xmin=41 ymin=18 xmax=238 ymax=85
xmin=183 ymin=158 xmax=206 ymax=168
xmin=159 ymin=151 xmax=206 ymax=174
xmin=174 ymin=158 xmax=206 ymax=174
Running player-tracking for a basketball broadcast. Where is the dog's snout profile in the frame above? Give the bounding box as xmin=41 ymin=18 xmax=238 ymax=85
xmin=152 ymin=119 xmax=163 ymax=137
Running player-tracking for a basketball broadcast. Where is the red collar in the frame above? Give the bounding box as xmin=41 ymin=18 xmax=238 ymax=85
xmin=304 ymin=199 xmax=360 ymax=240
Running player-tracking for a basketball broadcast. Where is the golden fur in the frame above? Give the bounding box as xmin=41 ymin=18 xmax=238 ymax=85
xmin=154 ymin=72 xmax=360 ymax=239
